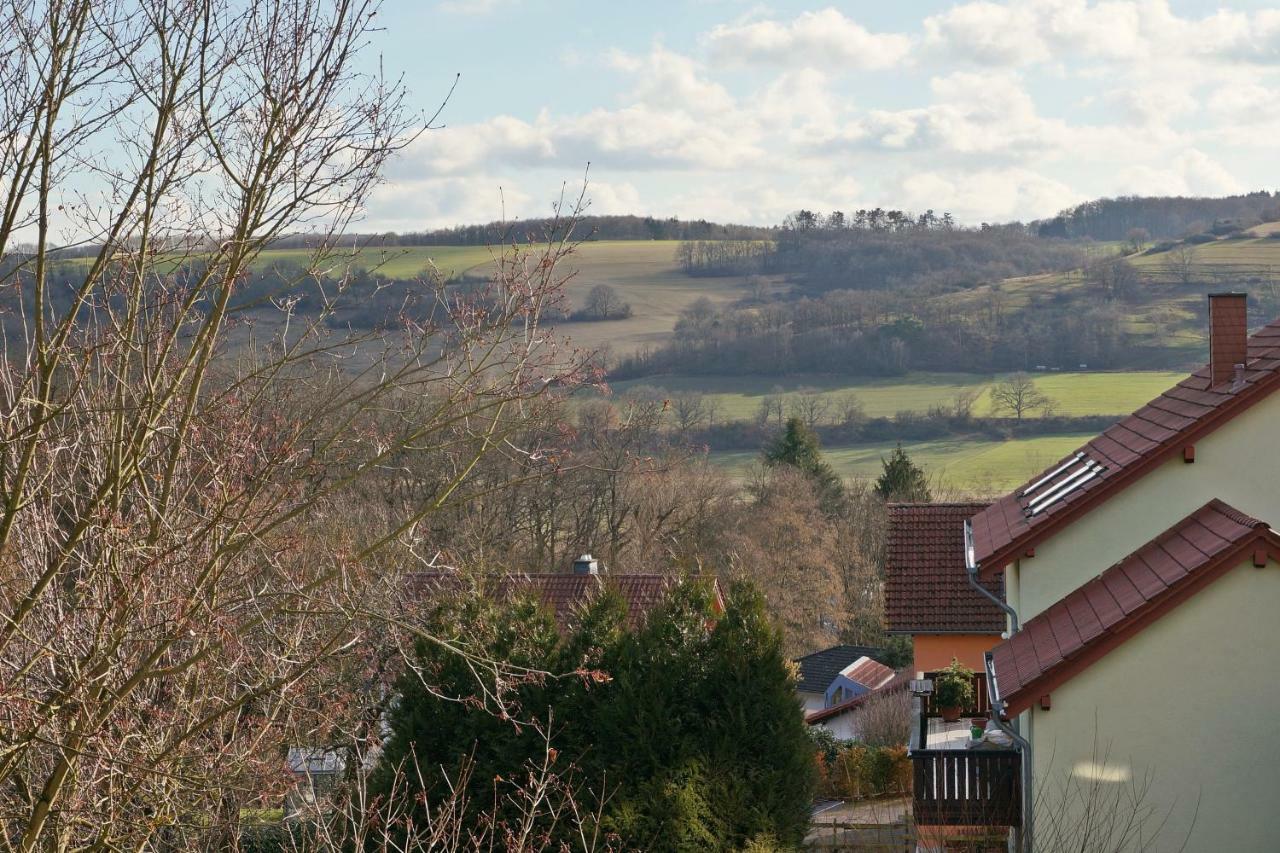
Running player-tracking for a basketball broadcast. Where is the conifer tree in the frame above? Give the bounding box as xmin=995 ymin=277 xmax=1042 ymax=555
xmin=763 ymin=417 xmax=843 ymax=509
xmin=875 ymin=443 xmax=932 ymax=502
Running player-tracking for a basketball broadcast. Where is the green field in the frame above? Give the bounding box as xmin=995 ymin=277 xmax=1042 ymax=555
xmin=609 ymin=370 xmax=1182 ymax=420
xmin=709 ymin=432 xmax=1095 ymax=495
xmin=250 ymin=240 xmax=753 ymax=356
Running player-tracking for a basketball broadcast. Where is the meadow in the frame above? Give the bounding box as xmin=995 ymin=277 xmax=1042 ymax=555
xmin=608 ymin=370 xmax=1182 ymax=419
xmin=708 ymin=432 xmax=1096 ymax=495
xmin=250 ymin=240 xmax=750 ymax=355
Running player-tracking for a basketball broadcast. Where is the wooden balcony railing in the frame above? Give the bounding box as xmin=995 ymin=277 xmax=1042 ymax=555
xmin=911 ymin=748 xmax=1021 ymax=827
xmin=908 ymin=696 xmax=1020 ymax=828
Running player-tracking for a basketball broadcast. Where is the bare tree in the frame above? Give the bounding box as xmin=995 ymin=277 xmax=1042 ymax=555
xmin=672 ymin=392 xmax=710 ymax=432
xmin=1164 ymin=243 xmax=1201 ymax=288
xmin=990 ymin=374 xmax=1054 ymax=421
xmin=789 ymin=389 xmax=832 ymax=428
xmin=837 ymin=393 xmax=867 ymax=428
xmin=0 ymin=1 xmax=589 ymax=847
xmin=578 ymin=283 xmax=631 ymax=320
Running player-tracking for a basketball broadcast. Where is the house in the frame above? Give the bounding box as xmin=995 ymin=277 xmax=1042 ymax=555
xmin=915 ymin=293 xmax=1280 ymax=850
xmin=792 ymin=644 xmax=885 ymax=714
xmin=406 ymin=554 xmax=724 ymax=630
xmin=805 ymin=669 xmax=910 ymax=741
xmin=885 ymin=502 xmax=1004 ymax=706
xmin=285 ymin=747 xmax=346 ymax=816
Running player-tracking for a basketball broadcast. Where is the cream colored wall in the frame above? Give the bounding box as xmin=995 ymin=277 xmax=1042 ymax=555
xmin=1029 ymin=556 xmax=1280 ymax=852
xmin=1008 ymin=390 xmax=1280 ymax=621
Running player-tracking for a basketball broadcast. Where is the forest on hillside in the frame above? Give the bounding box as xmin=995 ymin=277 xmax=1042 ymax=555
xmin=1036 ymin=191 xmax=1280 ymax=240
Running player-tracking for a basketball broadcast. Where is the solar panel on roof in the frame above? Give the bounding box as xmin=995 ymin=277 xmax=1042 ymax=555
xmin=1021 ymin=453 xmax=1106 ymax=517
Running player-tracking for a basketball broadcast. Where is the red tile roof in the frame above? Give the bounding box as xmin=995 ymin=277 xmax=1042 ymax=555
xmin=988 ymin=499 xmax=1279 ymax=716
xmin=970 ymin=315 xmax=1280 ymax=576
xmin=406 ymin=572 xmax=722 ymax=629
xmin=886 ymin=503 xmax=1006 ymax=634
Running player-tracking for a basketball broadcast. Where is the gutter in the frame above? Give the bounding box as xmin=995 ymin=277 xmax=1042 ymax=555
xmin=965 ymin=519 xmax=1033 ymax=852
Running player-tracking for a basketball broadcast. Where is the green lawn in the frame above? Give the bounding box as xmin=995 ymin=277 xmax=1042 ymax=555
xmin=709 ymin=432 xmax=1095 ymax=496
xmin=609 ymin=370 xmax=1182 ymax=420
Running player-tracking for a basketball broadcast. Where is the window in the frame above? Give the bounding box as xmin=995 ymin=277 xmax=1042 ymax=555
xmin=1020 ymin=451 xmax=1107 ymax=517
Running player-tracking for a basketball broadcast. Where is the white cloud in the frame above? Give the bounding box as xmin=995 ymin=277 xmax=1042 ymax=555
xmin=924 ymin=0 xmax=1280 ymax=68
xmin=609 ymin=47 xmax=734 ymax=114
xmin=359 ymin=3 xmax=1280 ymax=231
xmin=895 ymin=167 xmax=1080 ymax=222
xmin=1116 ymin=149 xmax=1244 ymax=197
xmin=818 ymin=71 xmax=1067 ymax=160
xmin=706 ymin=8 xmax=912 ymax=70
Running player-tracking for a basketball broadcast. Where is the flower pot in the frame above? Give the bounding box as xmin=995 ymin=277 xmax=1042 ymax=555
xmin=941 ymin=705 xmax=962 ymax=722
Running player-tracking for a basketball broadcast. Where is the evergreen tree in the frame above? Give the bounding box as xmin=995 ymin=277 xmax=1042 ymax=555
xmin=763 ymin=417 xmax=843 ymax=509
xmin=369 ymin=578 xmax=814 ymax=851
xmin=875 ymin=443 xmax=932 ymax=502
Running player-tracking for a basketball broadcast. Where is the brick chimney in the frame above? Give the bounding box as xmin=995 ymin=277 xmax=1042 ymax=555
xmin=1208 ymin=292 xmax=1248 ymax=387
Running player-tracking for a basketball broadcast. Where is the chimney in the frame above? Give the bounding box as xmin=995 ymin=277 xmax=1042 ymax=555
xmin=1208 ymin=292 xmax=1248 ymax=388
xmin=572 ymin=553 xmax=599 ymax=575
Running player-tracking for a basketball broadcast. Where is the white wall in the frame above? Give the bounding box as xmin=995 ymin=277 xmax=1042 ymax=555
xmin=813 ymin=714 xmax=860 ymax=742
xmin=1029 ymin=556 xmax=1280 ymax=851
xmin=1005 ymin=390 xmax=1280 ymax=622
xmin=798 ymin=690 xmax=825 ymax=715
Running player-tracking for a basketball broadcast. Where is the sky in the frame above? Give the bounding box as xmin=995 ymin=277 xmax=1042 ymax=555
xmin=359 ymin=0 xmax=1280 ymax=231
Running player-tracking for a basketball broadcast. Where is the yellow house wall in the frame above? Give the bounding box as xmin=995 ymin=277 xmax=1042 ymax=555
xmin=1029 ymin=557 xmax=1280 ymax=852
xmin=1007 ymin=390 xmax=1280 ymax=621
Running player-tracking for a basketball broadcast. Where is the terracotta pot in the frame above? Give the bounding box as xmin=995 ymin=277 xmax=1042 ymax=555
xmin=941 ymin=705 xmax=962 ymax=722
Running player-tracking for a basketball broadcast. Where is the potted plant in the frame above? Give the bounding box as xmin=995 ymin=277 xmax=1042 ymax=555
xmin=933 ymin=659 xmax=975 ymax=723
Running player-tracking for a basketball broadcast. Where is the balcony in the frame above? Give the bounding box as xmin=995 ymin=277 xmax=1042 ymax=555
xmin=908 ymin=698 xmax=1020 ymax=828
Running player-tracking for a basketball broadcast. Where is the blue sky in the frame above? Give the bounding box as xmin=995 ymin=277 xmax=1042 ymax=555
xmin=358 ymin=1 xmax=1280 ymax=231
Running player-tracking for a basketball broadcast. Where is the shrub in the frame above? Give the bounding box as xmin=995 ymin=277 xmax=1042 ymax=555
xmin=818 ymin=743 xmax=912 ymax=800
xmin=850 ymin=688 xmax=912 ymax=747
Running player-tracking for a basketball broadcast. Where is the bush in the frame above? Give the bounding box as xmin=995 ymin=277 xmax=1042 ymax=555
xmin=850 ymin=688 xmax=912 ymax=747
xmin=934 ymin=659 xmax=976 ymax=710
xmin=816 ymin=743 xmax=911 ymax=800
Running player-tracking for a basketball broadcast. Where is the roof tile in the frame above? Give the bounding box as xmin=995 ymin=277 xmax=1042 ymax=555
xmin=885 ymin=503 xmax=1006 ymax=634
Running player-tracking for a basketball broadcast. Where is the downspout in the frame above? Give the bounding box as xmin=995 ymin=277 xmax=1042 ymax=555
xmin=965 ymin=519 xmax=1033 ymax=852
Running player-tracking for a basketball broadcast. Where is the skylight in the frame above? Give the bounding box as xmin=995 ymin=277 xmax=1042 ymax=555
xmin=1020 ymin=451 xmax=1107 ymax=517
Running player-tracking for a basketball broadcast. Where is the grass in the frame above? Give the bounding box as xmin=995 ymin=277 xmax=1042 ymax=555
xmin=608 ymin=370 xmax=1182 ymax=420
xmin=709 ymin=433 xmax=1095 ymax=495
xmin=248 ymin=240 xmax=752 ymax=356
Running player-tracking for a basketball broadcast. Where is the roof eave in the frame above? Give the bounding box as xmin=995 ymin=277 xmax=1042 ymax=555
xmin=995 ymin=528 xmax=1280 ymax=715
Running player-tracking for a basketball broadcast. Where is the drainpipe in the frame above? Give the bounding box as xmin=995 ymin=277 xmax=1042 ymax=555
xmin=964 ymin=519 xmax=1033 ymax=852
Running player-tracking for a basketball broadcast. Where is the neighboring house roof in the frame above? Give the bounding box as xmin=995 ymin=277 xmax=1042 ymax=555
xmin=287 ymin=748 xmax=345 ymax=776
xmin=988 ymin=499 xmax=1280 ymax=716
xmin=793 ymin=644 xmax=885 ymax=694
xmin=844 ymin=656 xmax=897 ymax=691
xmin=970 ymin=316 xmax=1280 ymax=576
xmin=806 ymin=669 xmax=911 ymax=725
xmin=405 ymin=572 xmax=722 ymax=629
xmin=886 ymin=502 xmax=1005 ymax=634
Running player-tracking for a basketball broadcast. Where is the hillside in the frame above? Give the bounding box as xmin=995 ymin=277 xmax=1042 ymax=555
xmin=953 ymin=226 xmax=1280 ymax=368
xmin=241 ymin=239 xmax=759 ymax=356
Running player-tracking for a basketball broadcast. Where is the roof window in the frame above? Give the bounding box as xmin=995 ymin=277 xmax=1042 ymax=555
xmin=1020 ymin=451 xmax=1106 ymax=517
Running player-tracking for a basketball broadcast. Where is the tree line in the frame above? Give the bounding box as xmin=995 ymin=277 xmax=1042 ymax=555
xmin=1036 ymin=191 xmax=1280 ymax=240
xmin=612 ymin=287 xmax=1131 ymax=379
